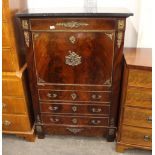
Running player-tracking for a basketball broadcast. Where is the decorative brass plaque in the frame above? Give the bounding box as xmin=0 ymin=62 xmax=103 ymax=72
xmin=117 ymin=32 xmax=123 ymax=48
xmin=65 ymin=51 xmax=82 ymax=66
xmin=56 ymin=21 xmax=89 ymax=28
xmin=24 ymin=31 xmax=30 ymax=47
xmin=105 ymin=32 xmax=113 ymax=40
xmin=22 ymin=20 xmax=29 ymax=29
xmin=66 ymin=128 xmax=83 ymax=134
xmin=118 ymin=20 xmax=125 ymax=30
xmin=69 ymin=36 xmax=76 ymax=44
xmin=104 ymin=79 xmax=111 ymax=85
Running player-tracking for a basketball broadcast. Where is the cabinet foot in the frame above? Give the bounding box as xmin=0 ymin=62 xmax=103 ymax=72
xmin=107 ymin=135 xmax=115 ymax=142
xmin=116 ymin=144 xmax=128 ymax=153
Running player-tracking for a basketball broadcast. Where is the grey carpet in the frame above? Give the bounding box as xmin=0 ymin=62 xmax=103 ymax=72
xmin=2 ymin=134 xmax=152 ymax=155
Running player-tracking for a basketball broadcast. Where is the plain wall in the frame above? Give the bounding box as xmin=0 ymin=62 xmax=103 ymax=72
xmin=27 ymin=0 xmax=152 ymax=48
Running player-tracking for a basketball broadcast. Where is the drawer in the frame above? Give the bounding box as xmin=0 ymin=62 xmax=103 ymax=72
xmin=2 ymin=48 xmax=16 ymax=72
xmin=33 ymin=31 xmax=114 ymax=86
xmin=2 ymin=22 xmax=11 ymax=48
xmin=38 ymin=89 xmax=111 ymax=102
xmin=125 ymin=88 xmax=152 ymax=108
xmin=30 ymin=18 xmax=116 ymax=30
xmin=43 ymin=125 xmax=108 ymax=137
xmin=128 ymin=69 xmax=152 ymax=88
xmin=2 ymin=114 xmax=31 ymax=132
xmin=41 ymin=114 xmax=109 ymax=127
xmin=2 ymin=97 xmax=27 ymax=114
xmin=2 ymin=75 xmax=25 ymax=97
xmin=121 ymin=125 xmax=152 ymax=147
xmin=123 ymin=107 xmax=152 ymax=128
xmin=40 ymin=103 xmax=110 ymax=115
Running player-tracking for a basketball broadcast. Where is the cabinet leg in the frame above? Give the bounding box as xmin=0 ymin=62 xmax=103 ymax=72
xmin=116 ymin=144 xmax=127 ymax=153
xmin=106 ymin=135 xmax=115 ymax=142
xmin=24 ymin=134 xmax=36 ymax=142
xmin=36 ymin=125 xmax=45 ymax=139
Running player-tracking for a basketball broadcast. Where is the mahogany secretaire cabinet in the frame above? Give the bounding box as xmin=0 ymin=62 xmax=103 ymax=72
xmin=116 ymin=48 xmax=152 ymax=152
xmin=2 ymin=0 xmax=35 ymax=141
xmin=17 ymin=8 xmax=133 ymax=141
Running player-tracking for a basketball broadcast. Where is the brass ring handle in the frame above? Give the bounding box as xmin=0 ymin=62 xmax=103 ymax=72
xmin=144 ymin=135 xmax=151 ymax=142
xmin=3 ymin=120 xmax=11 ymax=126
xmin=48 ymin=106 xmax=59 ymax=111
xmin=146 ymin=116 xmax=152 ymax=123
xmin=47 ymin=93 xmax=58 ymax=98
xmin=91 ymin=108 xmax=102 ymax=113
xmin=91 ymin=94 xmax=102 ymax=100
xmin=91 ymin=119 xmax=101 ymax=125
xmin=50 ymin=118 xmax=60 ymax=123
xmin=2 ymin=103 xmax=7 ymax=109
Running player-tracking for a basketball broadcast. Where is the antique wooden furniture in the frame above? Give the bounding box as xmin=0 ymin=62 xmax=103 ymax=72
xmin=17 ymin=8 xmax=133 ymax=141
xmin=2 ymin=0 xmax=35 ymax=141
xmin=116 ymin=48 xmax=152 ymax=152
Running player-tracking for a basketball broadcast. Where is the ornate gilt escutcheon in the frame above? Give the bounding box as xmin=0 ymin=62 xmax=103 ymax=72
xmin=50 ymin=118 xmax=60 ymax=123
xmin=72 ymin=106 xmax=77 ymax=112
xmin=24 ymin=31 xmax=30 ymax=47
xmin=33 ymin=33 xmax=40 ymax=40
xmin=65 ymin=51 xmax=82 ymax=66
xmin=104 ymin=78 xmax=112 ymax=85
xmin=69 ymin=36 xmax=76 ymax=44
xmin=118 ymin=20 xmax=125 ymax=30
xmin=105 ymin=32 xmax=113 ymax=40
xmin=56 ymin=21 xmax=89 ymax=28
xmin=72 ymin=118 xmax=78 ymax=124
xmin=22 ymin=20 xmax=29 ymax=29
xmin=91 ymin=107 xmax=102 ymax=113
xmin=2 ymin=103 xmax=7 ymax=109
xmin=3 ymin=120 xmax=11 ymax=127
xmin=66 ymin=128 xmax=83 ymax=134
xmin=71 ymin=93 xmax=77 ymax=100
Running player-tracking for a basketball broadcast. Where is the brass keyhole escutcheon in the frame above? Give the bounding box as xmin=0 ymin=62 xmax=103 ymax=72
xmin=72 ymin=106 xmax=77 ymax=112
xmin=69 ymin=36 xmax=76 ymax=44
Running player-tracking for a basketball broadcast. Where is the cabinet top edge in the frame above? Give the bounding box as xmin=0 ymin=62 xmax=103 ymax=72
xmin=124 ymin=48 xmax=152 ymax=69
xmin=16 ymin=7 xmax=133 ymax=18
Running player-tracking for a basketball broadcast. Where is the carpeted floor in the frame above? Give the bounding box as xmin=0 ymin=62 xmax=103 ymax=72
xmin=2 ymin=134 xmax=152 ymax=155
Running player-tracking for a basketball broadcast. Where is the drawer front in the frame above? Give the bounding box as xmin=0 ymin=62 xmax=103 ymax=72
xmin=41 ymin=114 xmax=109 ymax=127
xmin=2 ymin=97 xmax=27 ymax=114
xmin=43 ymin=125 xmax=108 ymax=137
xmin=126 ymin=88 xmax=152 ymax=108
xmin=33 ymin=31 xmax=114 ymax=86
xmin=2 ymin=77 xmax=24 ymax=97
xmin=2 ymin=114 xmax=31 ymax=132
xmin=123 ymin=107 xmax=152 ymax=128
xmin=39 ymin=89 xmax=111 ymax=102
xmin=128 ymin=69 xmax=152 ymax=88
xmin=30 ymin=18 xmax=116 ymax=30
xmin=2 ymin=22 xmax=11 ymax=48
xmin=121 ymin=125 xmax=152 ymax=147
xmin=2 ymin=48 xmax=16 ymax=72
xmin=40 ymin=103 xmax=110 ymax=115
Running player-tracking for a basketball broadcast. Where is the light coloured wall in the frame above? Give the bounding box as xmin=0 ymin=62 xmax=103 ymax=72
xmin=27 ymin=0 xmax=152 ymax=48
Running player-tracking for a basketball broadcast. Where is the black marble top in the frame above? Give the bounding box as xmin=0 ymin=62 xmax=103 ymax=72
xmin=16 ymin=7 xmax=133 ymax=18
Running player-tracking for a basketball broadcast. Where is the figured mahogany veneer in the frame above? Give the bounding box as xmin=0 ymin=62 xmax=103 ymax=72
xmin=40 ymin=103 xmax=110 ymax=115
xmin=38 ymin=89 xmax=111 ymax=102
xmin=116 ymin=48 xmax=152 ymax=152
xmin=17 ymin=10 xmax=132 ymax=140
xmin=41 ymin=114 xmax=109 ymax=126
